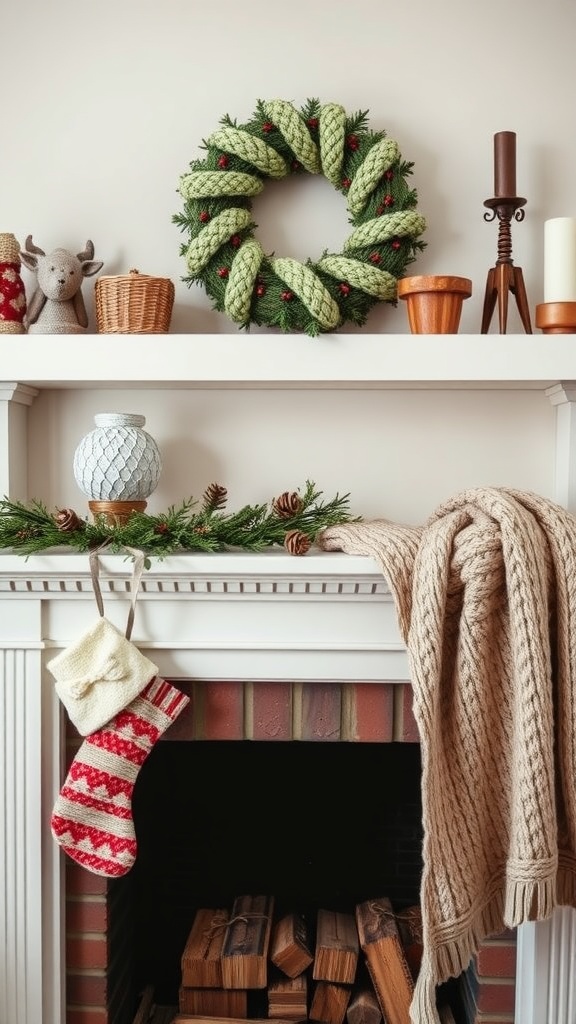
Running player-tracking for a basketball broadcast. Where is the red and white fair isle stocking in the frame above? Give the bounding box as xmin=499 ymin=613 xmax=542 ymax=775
xmin=51 ymin=676 xmax=189 ymax=877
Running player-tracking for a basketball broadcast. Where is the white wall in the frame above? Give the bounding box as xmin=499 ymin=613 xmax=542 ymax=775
xmin=4 ymin=0 xmax=573 ymax=520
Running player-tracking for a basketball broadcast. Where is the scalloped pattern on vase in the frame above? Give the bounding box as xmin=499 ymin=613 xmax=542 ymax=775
xmin=73 ymin=413 xmax=162 ymax=501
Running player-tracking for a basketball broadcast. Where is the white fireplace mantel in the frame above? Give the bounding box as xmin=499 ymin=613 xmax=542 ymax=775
xmin=2 ymin=332 xmax=576 ymax=1024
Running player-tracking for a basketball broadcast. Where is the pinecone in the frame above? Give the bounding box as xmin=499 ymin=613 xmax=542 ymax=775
xmin=284 ymin=529 xmax=312 ymax=556
xmin=202 ymin=483 xmax=228 ymax=512
xmin=273 ymin=490 xmax=303 ymax=518
xmin=55 ymin=508 xmax=83 ymax=532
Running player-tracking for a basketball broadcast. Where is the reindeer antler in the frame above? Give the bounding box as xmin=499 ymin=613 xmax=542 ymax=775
xmin=76 ymin=240 xmax=95 ymax=262
xmin=25 ymin=235 xmax=46 ymax=256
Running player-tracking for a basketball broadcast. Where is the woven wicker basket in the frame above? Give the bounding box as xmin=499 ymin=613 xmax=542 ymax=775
xmin=95 ymin=268 xmax=175 ymax=333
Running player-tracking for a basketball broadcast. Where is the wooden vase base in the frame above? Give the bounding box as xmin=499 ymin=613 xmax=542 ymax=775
xmin=535 ymin=302 xmax=576 ymax=334
xmin=88 ymin=499 xmax=147 ymax=526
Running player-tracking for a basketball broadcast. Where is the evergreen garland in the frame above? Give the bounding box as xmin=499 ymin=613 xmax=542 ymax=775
xmin=174 ymin=97 xmax=426 ymax=337
xmin=0 ymin=481 xmax=359 ymax=563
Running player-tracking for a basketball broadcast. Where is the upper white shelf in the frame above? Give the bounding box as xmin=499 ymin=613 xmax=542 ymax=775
xmin=2 ymin=332 xmax=576 ymax=390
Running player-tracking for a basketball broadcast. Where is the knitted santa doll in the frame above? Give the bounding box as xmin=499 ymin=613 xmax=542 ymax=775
xmin=47 ymin=552 xmax=189 ymax=877
xmin=0 ymin=233 xmax=26 ymax=334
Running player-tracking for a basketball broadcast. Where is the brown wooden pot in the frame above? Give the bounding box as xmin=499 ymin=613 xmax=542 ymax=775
xmin=88 ymin=499 xmax=147 ymax=526
xmin=397 ymin=275 xmax=472 ymax=334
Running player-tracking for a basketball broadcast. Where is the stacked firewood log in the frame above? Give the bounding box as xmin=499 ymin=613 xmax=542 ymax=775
xmin=172 ymin=894 xmax=444 ymax=1024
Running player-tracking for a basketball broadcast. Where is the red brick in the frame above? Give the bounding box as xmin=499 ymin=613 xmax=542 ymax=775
xmin=203 ymin=681 xmax=244 ymax=739
xmin=66 ymin=1009 xmax=109 ymax=1024
xmin=396 ymin=683 xmax=420 ymax=742
xmin=476 ymin=980 xmax=516 ymax=1014
xmin=66 ymin=862 xmax=108 ymax=897
xmin=351 ymin=683 xmax=394 ymax=741
xmin=66 ymin=936 xmax=108 ymax=970
xmin=301 ymin=683 xmax=341 ymax=740
xmin=476 ymin=942 xmax=517 ymax=977
xmin=66 ymin=898 xmax=108 ymax=934
xmin=66 ymin=973 xmax=107 ymax=1005
xmin=252 ymin=682 xmax=292 ymax=739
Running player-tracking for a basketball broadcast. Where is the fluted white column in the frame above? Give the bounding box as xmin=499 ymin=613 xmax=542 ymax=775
xmin=0 ymin=599 xmax=63 ymax=1024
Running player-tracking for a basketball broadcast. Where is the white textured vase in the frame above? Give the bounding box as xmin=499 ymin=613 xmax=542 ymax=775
xmin=73 ymin=413 xmax=162 ymax=501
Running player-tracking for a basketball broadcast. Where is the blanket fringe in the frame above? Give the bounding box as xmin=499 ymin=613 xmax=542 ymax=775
xmin=504 ymin=878 xmax=556 ymax=926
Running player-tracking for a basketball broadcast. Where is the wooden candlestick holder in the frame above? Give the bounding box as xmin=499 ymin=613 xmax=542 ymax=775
xmin=481 ymin=196 xmax=532 ymax=334
xmin=535 ymin=302 xmax=576 ymax=334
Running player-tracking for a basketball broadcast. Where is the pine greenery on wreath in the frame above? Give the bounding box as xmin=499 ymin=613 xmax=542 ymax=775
xmin=173 ymin=98 xmax=426 ymax=337
xmin=0 ymin=481 xmax=359 ymax=561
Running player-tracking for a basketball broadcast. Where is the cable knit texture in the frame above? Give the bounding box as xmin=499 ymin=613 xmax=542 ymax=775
xmin=318 ymin=487 xmax=576 ymax=1024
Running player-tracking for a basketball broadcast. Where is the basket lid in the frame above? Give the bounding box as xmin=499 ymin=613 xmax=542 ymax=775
xmin=97 ymin=268 xmax=174 ymax=284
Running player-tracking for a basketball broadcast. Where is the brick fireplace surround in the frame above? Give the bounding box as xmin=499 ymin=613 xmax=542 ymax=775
xmin=4 ymin=549 xmax=562 ymax=1024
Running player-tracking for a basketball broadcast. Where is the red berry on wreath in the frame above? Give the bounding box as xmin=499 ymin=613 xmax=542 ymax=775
xmin=342 ymin=177 xmax=352 ymax=189
xmin=256 ymin=283 xmax=266 ymax=297
xmin=346 ymin=134 xmax=359 ymax=151
xmin=230 ymin=234 xmax=242 ymax=247
xmin=307 ymin=117 xmax=319 ymax=129
xmin=218 ymin=154 xmax=229 ymax=168
xmin=376 ymin=204 xmax=385 ymax=215
xmin=385 ymin=169 xmax=394 ymax=180
xmin=217 ymin=267 xmax=229 ymax=278
xmin=338 ymin=282 xmax=350 ymax=296
xmin=199 ymin=211 xmax=210 ymax=223
xmin=262 ymin=121 xmax=274 ymax=133
xmin=369 ymin=252 xmax=381 ymax=264
xmin=391 ymin=239 xmax=401 ymax=250
xmin=384 ymin=194 xmax=394 ymax=207
xmin=291 ymin=160 xmax=301 ymax=171
xmin=280 ymin=290 xmax=293 ymax=302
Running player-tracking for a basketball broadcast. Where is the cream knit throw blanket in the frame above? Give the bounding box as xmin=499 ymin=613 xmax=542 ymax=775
xmin=318 ymin=487 xmax=576 ymax=1024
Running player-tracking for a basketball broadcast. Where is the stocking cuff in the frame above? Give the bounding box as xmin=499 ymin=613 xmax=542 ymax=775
xmin=48 ymin=617 xmax=158 ymax=735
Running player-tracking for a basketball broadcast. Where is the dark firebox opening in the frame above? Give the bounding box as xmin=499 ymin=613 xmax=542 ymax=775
xmin=126 ymin=740 xmax=424 ymax=1007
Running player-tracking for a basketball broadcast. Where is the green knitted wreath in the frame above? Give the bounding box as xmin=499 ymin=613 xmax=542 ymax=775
xmin=174 ymin=98 xmax=427 ymax=337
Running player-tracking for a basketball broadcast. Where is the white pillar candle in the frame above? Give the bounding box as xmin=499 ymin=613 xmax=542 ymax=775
xmin=544 ymin=217 xmax=576 ymax=302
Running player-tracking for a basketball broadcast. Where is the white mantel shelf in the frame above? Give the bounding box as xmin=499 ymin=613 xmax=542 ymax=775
xmin=2 ymin=332 xmax=576 ymax=389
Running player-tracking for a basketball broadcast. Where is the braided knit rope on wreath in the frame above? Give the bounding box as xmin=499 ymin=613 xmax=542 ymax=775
xmin=318 ymin=255 xmax=397 ymax=300
xmin=318 ymin=103 xmax=347 ymax=186
xmin=344 ymin=209 xmax=426 ymax=251
xmin=208 ymin=126 xmax=289 ymax=178
xmin=185 ymin=208 xmax=252 ymax=276
xmin=178 ymin=100 xmax=426 ymax=332
xmin=270 ymin=257 xmax=341 ymax=331
xmin=225 ymin=239 xmax=265 ymax=323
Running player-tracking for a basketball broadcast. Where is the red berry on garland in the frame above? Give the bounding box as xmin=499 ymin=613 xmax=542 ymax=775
xmin=199 ymin=211 xmax=210 ymax=223
xmin=338 ymin=282 xmax=350 ymax=296
xmin=384 ymin=194 xmax=394 ymax=207
xmin=217 ymin=154 xmax=229 ymax=168
xmin=262 ymin=121 xmax=274 ymax=133
xmin=154 ymin=522 xmax=169 ymax=534
xmin=256 ymin=283 xmax=266 ymax=297
xmin=230 ymin=234 xmax=242 ymax=247
xmin=217 ymin=267 xmax=229 ymax=278
xmin=280 ymin=290 xmax=293 ymax=302
xmin=346 ymin=133 xmax=359 ymax=151
xmin=391 ymin=239 xmax=401 ymax=250
xmin=342 ymin=177 xmax=352 ymax=189
xmin=385 ymin=169 xmax=394 ymax=180
xmin=369 ymin=252 xmax=381 ymax=264
xmin=307 ymin=117 xmax=319 ymax=129
xmin=291 ymin=160 xmax=301 ymax=172
xmin=376 ymin=204 xmax=385 ymax=215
